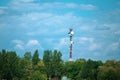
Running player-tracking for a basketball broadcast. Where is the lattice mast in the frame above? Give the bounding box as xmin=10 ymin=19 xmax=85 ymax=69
xmin=68 ymin=28 xmax=74 ymax=61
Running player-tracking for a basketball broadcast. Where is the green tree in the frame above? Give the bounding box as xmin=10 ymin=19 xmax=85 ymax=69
xmin=0 ymin=49 xmax=7 ymax=80
xmin=80 ymin=59 xmax=102 ymax=80
xmin=65 ymin=61 xmax=75 ymax=80
xmin=97 ymin=60 xmax=120 ymax=80
xmin=63 ymin=59 xmax=86 ymax=80
xmin=32 ymin=59 xmax=47 ymax=80
xmin=37 ymin=60 xmax=46 ymax=74
xmin=0 ymin=49 xmax=20 ymax=80
xmin=18 ymin=58 xmax=33 ymax=80
xmin=52 ymin=50 xmax=62 ymax=80
xmin=43 ymin=50 xmax=53 ymax=80
xmin=75 ymin=58 xmax=86 ymax=80
xmin=32 ymin=49 xmax=39 ymax=65
xmin=31 ymin=71 xmax=46 ymax=80
xmin=24 ymin=52 xmax=32 ymax=61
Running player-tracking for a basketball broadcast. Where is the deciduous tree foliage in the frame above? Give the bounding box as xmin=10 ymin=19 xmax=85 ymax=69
xmin=0 ymin=49 xmax=120 ymax=80
xmin=18 ymin=58 xmax=33 ymax=80
xmin=97 ymin=60 xmax=120 ymax=80
xmin=32 ymin=49 xmax=39 ymax=65
xmin=63 ymin=59 xmax=86 ymax=80
xmin=43 ymin=50 xmax=63 ymax=80
xmin=43 ymin=50 xmax=53 ymax=80
xmin=24 ymin=52 xmax=32 ymax=61
xmin=0 ymin=49 xmax=20 ymax=80
xmin=80 ymin=59 xmax=103 ymax=80
xmin=52 ymin=50 xmax=62 ymax=80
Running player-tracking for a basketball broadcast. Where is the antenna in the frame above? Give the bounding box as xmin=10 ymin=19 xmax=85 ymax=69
xmin=68 ymin=28 xmax=74 ymax=61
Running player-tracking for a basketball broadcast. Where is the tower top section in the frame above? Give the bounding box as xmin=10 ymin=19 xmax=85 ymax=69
xmin=68 ymin=28 xmax=74 ymax=36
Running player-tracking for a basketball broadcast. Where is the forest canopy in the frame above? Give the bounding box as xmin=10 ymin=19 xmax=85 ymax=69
xmin=0 ymin=49 xmax=120 ymax=80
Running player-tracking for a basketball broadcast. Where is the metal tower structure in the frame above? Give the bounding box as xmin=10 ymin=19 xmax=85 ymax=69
xmin=68 ymin=28 xmax=74 ymax=61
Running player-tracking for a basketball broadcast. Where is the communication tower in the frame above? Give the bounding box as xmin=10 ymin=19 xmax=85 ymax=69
xmin=68 ymin=28 xmax=74 ymax=61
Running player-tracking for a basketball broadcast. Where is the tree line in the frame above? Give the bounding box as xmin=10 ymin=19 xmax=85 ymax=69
xmin=0 ymin=49 xmax=120 ymax=80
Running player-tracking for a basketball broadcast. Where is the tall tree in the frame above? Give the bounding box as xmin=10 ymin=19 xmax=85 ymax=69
xmin=80 ymin=59 xmax=102 ymax=80
xmin=75 ymin=58 xmax=86 ymax=79
xmin=0 ymin=49 xmax=20 ymax=80
xmin=0 ymin=49 xmax=7 ymax=80
xmin=43 ymin=50 xmax=63 ymax=80
xmin=43 ymin=50 xmax=52 ymax=80
xmin=52 ymin=50 xmax=62 ymax=80
xmin=64 ymin=61 xmax=75 ymax=80
xmin=18 ymin=58 xmax=33 ymax=80
xmin=32 ymin=49 xmax=39 ymax=65
xmin=37 ymin=60 xmax=46 ymax=74
xmin=24 ymin=52 xmax=32 ymax=61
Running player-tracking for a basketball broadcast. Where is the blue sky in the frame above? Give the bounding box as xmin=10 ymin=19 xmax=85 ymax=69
xmin=0 ymin=0 xmax=120 ymax=61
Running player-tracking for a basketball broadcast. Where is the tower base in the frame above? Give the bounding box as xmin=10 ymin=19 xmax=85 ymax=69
xmin=69 ymin=58 xmax=73 ymax=61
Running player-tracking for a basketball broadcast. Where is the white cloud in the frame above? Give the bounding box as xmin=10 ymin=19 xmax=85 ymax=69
xmin=12 ymin=40 xmax=24 ymax=50
xmin=12 ymin=0 xmax=34 ymax=3
xmin=15 ymin=44 xmax=24 ymax=50
xmin=41 ymin=12 xmax=82 ymax=27
xmin=12 ymin=39 xmax=42 ymax=50
xmin=79 ymin=4 xmax=97 ymax=10
xmin=115 ymin=30 xmax=120 ymax=34
xmin=66 ymin=3 xmax=78 ymax=8
xmin=27 ymin=40 xmax=40 ymax=46
xmin=80 ymin=37 xmax=94 ymax=42
xmin=12 ymin=40 xmax=24 ymax=45
xmin=20 ymin=12 xmax=53 ymax=25
xmin=78 ymin=37 xmax=94 ymax=44
xmin=26 ymin=39 xmax=44 ymax=51
xmin=25 ymin=12 xmax=52 ymax=20
xmin=0 ymin=7 xmax=8 ymax=9
xmin=89 ymin=43 xmax=101 ymax=51
xmin=9 ymin=0 xmax=97 ymax=11
xmin=14 ymin=12 xmax=83 ymax=36
xmin=43 ymin=3 xmax=97 ymax=10
xmin=0 ymin=7 xmax=6 ymax=14
xmin=108 ymin=42 xmax=119 ymax=51
xmin=26 ymin=29 xmax=48 ymax=36
xmin=97 ymin=9 xmax=120 ymax=25
xmin=9 ymin=0 xmax=39 ymax=11
xmin=76 ymin=37 xmax=101 ymax=51
xmin=95 ymin=24 xmax=111 ymax=30
xmin=54 ymin=38 xmax=69 ymax=50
